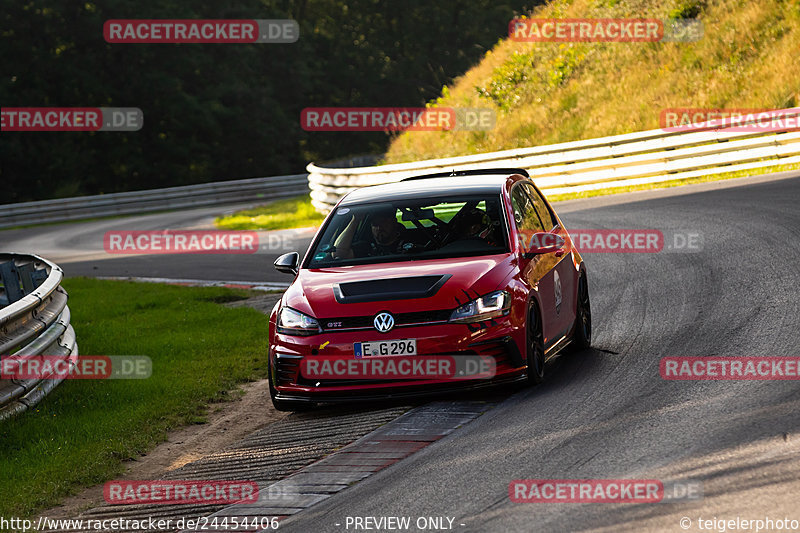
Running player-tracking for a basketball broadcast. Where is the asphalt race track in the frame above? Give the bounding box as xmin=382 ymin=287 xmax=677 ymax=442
xmin=0 ymin=202 xmax=315 ymax=284
xmin=274 ymin=172 xmax=800 ymax=532
xmin=3 ymin=171 xmax=800 ymax=531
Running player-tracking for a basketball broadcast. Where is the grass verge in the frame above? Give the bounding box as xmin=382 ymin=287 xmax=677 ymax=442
xmin=385 ymin=0 xmax=800 ymax=163
xmin=546 ymin=162 xmax=800 ymax=203
xmin=0 ymin=279 xmax=268 ymax=518
xmin=215 ymin=195 xmax=324 ymax=231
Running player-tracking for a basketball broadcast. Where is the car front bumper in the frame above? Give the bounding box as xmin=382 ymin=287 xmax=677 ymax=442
xmin=269 ymin=319 xmax=527 ymax=402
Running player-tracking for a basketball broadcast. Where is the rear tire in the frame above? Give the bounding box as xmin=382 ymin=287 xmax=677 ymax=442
xmin=526 ymin=305 xmax=546 ymax=385
xmin=570 ymin=272 xmax=592 ymax=351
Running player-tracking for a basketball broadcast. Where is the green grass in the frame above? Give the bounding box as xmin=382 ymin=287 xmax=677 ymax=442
xmin=384 ymin=0 xmax=800 ymax=163
xmin=215 ymin=195 xmax=325 ymax=231
xmin=546 ymin=161 xmax=800 ymax=202
xmin=0 ymin=279 xmax=268 ymax=518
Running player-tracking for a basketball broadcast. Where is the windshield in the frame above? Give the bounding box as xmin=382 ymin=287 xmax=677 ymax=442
xmin=306 ymin=194 xmax=509 ymax=268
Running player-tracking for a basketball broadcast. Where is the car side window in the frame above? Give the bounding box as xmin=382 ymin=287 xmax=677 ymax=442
xmin=524 ymin=182 xmax=557 ymax=230
xmin=511 ymin=184 xmax=545 ymax=233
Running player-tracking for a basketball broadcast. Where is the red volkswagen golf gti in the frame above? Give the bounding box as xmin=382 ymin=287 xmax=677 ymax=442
xmin=268 ymin=168 xmax=591 ymax=410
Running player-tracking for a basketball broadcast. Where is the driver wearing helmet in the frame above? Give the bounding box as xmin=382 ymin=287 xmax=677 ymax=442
xmin=454 ymin=206 xmax=499 ymax=246
xmin=333 ymin=206 xmax=409 ymax=259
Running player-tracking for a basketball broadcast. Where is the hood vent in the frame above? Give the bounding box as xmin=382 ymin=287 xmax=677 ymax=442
xmin=333 ymin=274 xmax=451 ymax=304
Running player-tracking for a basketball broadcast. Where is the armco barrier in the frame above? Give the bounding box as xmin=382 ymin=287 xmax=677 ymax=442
xmin=0 ymin=173 xmax=309 ymax=229
xmin=0 ymin=253 xmax=77 ymax=421
xmin=307 ymin=108 xmax=800 ymax=212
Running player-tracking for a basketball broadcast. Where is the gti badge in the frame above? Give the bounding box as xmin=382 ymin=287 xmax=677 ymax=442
xmin=374 ymin=312 xmax=395 ymax=333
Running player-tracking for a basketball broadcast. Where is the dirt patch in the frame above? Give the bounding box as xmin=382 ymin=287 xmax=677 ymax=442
xmin=40 ymin=292 xmax=288 ymax=520
xmin=42 ymin=379 xmax=286 ymax=519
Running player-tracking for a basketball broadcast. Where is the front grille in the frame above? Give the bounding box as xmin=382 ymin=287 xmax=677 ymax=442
xmin=275 ymin=356 xmax=301 ymax=385
xmin=320 ymin=309 xmax=452 ymax=332
xmin=471 ymin=340 xmax=514 ymax=368
xmin=296 ymin=344 xmax=513 ymax=388
xmin=299 ymin=378 xmax=407 ymax=387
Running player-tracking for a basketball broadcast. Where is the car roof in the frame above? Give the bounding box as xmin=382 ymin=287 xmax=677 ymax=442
xmin=339 ymin=174 xmax=520 ymax=205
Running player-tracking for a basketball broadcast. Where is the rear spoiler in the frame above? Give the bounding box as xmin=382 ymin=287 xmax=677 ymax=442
xmin=401 ymin=168 xmax=529 ymax=181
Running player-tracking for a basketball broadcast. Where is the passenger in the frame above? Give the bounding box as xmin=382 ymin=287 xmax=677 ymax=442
xmin=453 ymin=207 xmax=499 ymax=246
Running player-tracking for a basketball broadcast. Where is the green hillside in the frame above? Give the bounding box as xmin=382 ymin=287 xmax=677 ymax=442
xmin=385 ymin=0 xmax=800 ymax=164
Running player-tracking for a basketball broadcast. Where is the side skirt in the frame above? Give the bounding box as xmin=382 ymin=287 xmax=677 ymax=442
xmin=544 ymin=334 xmax=571 ymax=362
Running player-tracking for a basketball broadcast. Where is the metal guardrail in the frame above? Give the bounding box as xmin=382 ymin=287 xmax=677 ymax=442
xmin=0 ymin=174 xmax=310 ymax=229
xmin=307 ymin=108 xmax=800 ymax=212
xmin=0 ymin=253 xmax=77 ymax=421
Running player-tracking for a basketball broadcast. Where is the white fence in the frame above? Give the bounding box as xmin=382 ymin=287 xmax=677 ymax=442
xmin=0 ymin=253 xmax=77 ymax=421
xmin=307 ymin=108 xmax=800 ymax=212
xmin=0 ymin=174 xmax=309 ymax=229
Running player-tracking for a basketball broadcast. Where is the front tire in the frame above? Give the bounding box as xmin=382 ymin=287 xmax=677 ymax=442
xmin=570 ymin=272 xmax=592 ymax=351
xmin=526 ymin=305 xmax=546 ymax=385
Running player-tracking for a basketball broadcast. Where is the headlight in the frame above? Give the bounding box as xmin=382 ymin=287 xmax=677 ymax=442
xmin=277 ymin=307 xmax=321 ymax=336
xmin=449 ymin=290 xmax=511 ymax=323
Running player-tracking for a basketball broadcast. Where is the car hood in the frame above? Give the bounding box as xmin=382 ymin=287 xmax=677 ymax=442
xmin=283 ymin=254 xmax=515 ymax=318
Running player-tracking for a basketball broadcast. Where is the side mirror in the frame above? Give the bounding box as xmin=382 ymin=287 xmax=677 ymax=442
xmin=522 ymin=232 xmax=565 ymax=258
xmin=274 ymin=252 xmax=299 ymax=275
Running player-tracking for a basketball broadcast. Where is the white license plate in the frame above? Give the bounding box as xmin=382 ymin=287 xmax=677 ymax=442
xmin=354 ymin=339 xmax=417 ymax=358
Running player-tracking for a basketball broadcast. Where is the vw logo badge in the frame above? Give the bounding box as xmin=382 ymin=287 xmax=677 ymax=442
xmin=374 ymin=312 xmax=395 ymax=333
